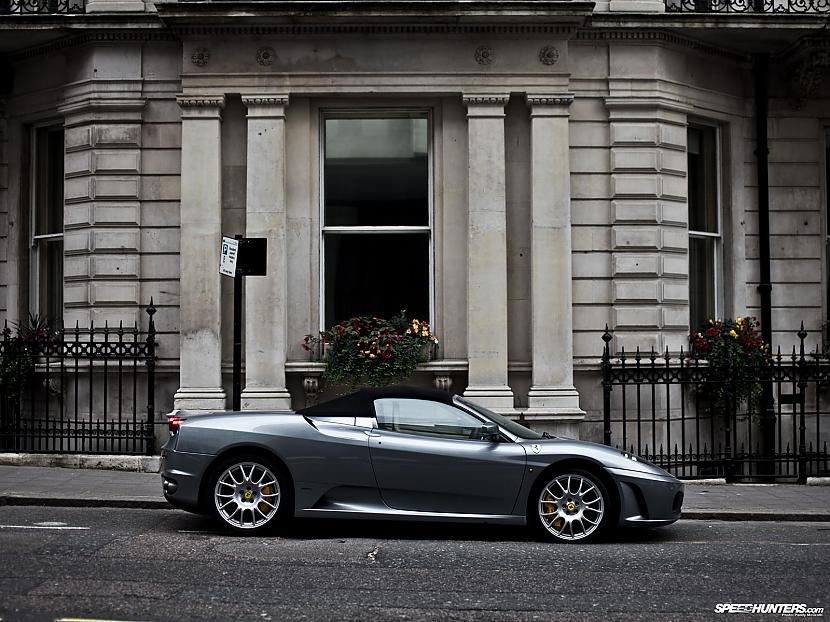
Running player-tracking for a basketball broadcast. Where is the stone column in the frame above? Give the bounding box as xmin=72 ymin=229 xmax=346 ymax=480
xmin=462 ymin=95 xmax=513 ymax=412
xmin=525 ymin=95 xmax=585 ymax=434
xmin=173 ymin=95 xmax=227 ymax=411
xmin=240 ymin=95 xmax=292 ymax=411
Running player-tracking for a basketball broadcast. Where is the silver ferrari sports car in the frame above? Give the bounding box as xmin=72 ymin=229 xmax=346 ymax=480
xmin=161 ymin=387 xmax=683 ymax=542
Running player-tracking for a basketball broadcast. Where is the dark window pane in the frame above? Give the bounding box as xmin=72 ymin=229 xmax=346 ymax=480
xmin=324 ymin=118 xmax=428 ymax=226
xmin=325 ymin=233 xmax=429 ymax=325
xmin=688 ymin=125 xmax=718 ymax=234
xmin=35 ymin=127 xmax=64 ymax=237
xmin=689 ymin=236 xmax=716 ymax=331
xmin=40 ymin=240 xmax=63 ymax=325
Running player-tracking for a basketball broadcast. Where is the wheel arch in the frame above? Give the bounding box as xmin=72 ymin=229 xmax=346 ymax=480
xmin=526 ymin=457 xmax=621 ymax=523
xmin=197 ymin=444 xmax=295 ymax=514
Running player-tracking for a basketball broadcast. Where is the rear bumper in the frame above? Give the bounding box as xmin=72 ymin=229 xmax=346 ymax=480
xmin=607 ymin=467 xmax=684 ymax=527
xmin=160 ymin=445 xmax=215 ymax=513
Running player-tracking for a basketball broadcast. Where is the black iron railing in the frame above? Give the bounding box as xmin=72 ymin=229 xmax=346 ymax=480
xmin=0 ymin=301 xmax=157 ymax=455
xmin=601 ymin=324 xmax=829 ymax=482
xmin=666 ymin=0 xmax=829 ymax=12
xmin=0 ymin=0 xmax=84 ymax=13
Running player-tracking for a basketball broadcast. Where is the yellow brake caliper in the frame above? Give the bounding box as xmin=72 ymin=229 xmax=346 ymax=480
xmin=544 ymin=492 xmax=563 ymax=530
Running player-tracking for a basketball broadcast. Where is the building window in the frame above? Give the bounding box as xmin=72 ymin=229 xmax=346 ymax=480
xmin=688 ymin=123 xmax=721 ymax=332
xmin=322 ymin=112 xmax=431 ymax=327
xmin=31 ymin=125 xmax=64 ymax=324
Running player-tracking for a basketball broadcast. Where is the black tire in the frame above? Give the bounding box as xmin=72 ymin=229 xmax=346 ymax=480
xmin=530 ymin=468 xmax=613 ymax=543
xmin=207 ymin=454 xmax=291 ymax=535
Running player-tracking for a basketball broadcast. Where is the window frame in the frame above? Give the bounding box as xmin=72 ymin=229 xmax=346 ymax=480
xmin=318 ymin=108 xmax=435 ymax=331
xmin=687 ymin=120 xmax=724 ymax=331
xmin=28 ymin=122 xmax=65 ymax=324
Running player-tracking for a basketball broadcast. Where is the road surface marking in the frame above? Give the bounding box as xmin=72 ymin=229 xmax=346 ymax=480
xmin=0 ymin=525 xmax=89 ymax=531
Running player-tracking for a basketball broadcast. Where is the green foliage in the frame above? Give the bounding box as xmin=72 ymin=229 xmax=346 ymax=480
xmin=689 ymin=316 xmax=770 ymax=408
xmin=304 ymin=312 xmax=438 ymax=390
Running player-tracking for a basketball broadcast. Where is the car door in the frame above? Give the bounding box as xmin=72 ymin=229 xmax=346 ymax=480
xmin=368 ymin=398 xmax=527 ymax=515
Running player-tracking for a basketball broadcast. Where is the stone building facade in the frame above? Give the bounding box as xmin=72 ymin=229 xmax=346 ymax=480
xmin=0 ymin=0 xmax=828 ymax=440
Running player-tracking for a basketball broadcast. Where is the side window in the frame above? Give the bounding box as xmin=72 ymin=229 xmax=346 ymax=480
xmin=374 ymin=398 xmax=485 ymax=440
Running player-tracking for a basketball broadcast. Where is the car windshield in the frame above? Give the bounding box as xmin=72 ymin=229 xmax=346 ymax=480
xmin=455 ymin=397 xmax=544 ymax=440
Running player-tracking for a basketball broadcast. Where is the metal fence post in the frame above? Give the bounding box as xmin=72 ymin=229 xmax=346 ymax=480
xmin=797 ymin=322 xmax=808 ymax=484
xmin=602 ymin=325 xmax=613 ymax=446
xmin=145 ymin=298 xmax=157 ymax=456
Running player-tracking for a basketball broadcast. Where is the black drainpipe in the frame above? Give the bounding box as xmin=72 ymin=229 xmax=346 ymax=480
xmin=754 ymin=52 xmax=775 ymax=474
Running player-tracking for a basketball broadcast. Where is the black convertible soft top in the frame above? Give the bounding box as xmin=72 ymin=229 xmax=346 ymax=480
xmin=296 ymin=386 xmax=456 ymax=417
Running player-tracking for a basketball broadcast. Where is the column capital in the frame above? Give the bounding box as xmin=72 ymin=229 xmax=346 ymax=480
xmin=241 ymin=95 xmax=290 ymax=108
xmin=463 ymin=94 xmax=510 ymax=118
xmin=526 ymin=93 xmax=574 ymax=116
xmin=176 ymin=95 xmax=226 ymax=119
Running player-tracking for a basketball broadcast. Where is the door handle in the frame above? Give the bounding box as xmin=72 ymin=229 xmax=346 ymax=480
xmin=363 ymin=430 xmax=381 ymax=438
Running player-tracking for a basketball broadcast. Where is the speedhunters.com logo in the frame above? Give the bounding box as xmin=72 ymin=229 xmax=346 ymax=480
xmin=715 ymin=604 xmax=825 ymax=617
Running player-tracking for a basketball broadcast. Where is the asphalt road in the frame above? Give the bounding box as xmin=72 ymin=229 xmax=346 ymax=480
xmin=0 ymin=508 xmax=827 ymax=622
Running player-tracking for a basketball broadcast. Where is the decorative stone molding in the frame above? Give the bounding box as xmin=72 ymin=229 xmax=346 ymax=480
xmin=790 ymin=50 xmax=830 ymax=109
xmin=256 ymin=47 xmax=276 ymax=66
xmin=11 ymin=32 xmax=180 ymax=62
xmin=190 ymin=48 xmax=210 ymax=67
xmin=462 ymin=94 xmax=510 ymax=106
xmin=433 ymin=375 xmax=452 ymax=393
xmin=577 ymin=29 xmax=748 ymax=62
xmin=474 ymin=45 xmax=494 ymax=65
xmin=241 ymin=95 xmax=290 ymax=107
xmin=169 ymin=25 xmax=580 ymax=37
xmin=538 ymin=45 xmax=560 ymax=65
xmin=176 ymin=95 xmax=226 ymax=109
xmin=526 ymin=94 xmax=574 ymax=107
xmin=303 ymin=376 xmax=320 ymax=407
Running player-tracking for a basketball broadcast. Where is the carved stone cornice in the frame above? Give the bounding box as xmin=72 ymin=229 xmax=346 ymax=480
xmin=176 ymin=95 xmax=226 ymax=110
xmin=10 ymin=31 xmax=179 ymax=63
xmin=577 ymin=28 xmax=749 ymax=62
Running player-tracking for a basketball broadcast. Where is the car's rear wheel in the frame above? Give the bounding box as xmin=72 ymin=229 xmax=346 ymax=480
xmin=208 ymin=455 xmax=288 ymax=535
xmin=533 ymin=469 xmax=611 ymax=543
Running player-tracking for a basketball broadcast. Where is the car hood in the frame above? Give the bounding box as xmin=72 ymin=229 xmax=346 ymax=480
xmin=518 ymin=437 xmax=678 ymax=480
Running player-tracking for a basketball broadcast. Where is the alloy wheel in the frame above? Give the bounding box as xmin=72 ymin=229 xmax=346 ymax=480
xmin=538 ymin=472 xmax=605 ymax=541
xmin=213 ymin=461 xmax=281 ymax=530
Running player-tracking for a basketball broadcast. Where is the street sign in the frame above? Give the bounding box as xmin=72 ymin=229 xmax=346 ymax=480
xmin=220 ymin=237 xmax=239 ymax=277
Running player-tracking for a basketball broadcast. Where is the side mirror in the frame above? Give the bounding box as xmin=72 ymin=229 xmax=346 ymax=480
xmin=479 ymin=421 xmax=500 ymax=442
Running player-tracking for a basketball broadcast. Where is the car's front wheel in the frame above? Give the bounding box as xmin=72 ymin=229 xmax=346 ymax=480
xmin=533 ymin=469 xmax=611 ymax=543
xmin=208 ymin=455 xmax=289 ymax=535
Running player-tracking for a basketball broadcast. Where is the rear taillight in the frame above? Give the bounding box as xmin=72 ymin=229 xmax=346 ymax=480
xmin=168 ymin=415 xmax=186 ymax=435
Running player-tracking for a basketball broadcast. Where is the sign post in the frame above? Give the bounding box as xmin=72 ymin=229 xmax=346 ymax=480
xmin=220 ymin=235 xmax=267 ymax=411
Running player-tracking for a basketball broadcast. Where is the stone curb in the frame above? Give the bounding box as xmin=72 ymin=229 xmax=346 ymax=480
xmin=681 ymin=510 xmax=830 ymax=522
xmin=0 ymin=453 xmax=160 ymax=473
xmin=0 ymin=495 xmax=171 ymax=509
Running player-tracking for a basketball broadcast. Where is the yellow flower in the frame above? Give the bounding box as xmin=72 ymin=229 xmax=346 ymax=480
xmin=709 ymin=319 xmax=714 ymax=324
xmin=735 ymin=317 xmax=742 ymax=323
xmin=729 ymin=330 xmax=738 ymax=338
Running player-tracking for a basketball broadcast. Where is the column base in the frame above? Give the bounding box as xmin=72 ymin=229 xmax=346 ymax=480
xmin=463 ymin=385 xmax=514 ymax=413
xmin=520 ymin=411 xmax=586 ymax=439
xmin=173 ymin=388 xmax=227 ymax=411
xmin=527 ymin=386 xmax=584 ymax=412
xmin=241 ymin=388 xmax=293 ymax=411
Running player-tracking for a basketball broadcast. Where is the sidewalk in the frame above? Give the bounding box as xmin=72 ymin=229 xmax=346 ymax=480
xmin=0 ymin=464 xmax=828 ymax=520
